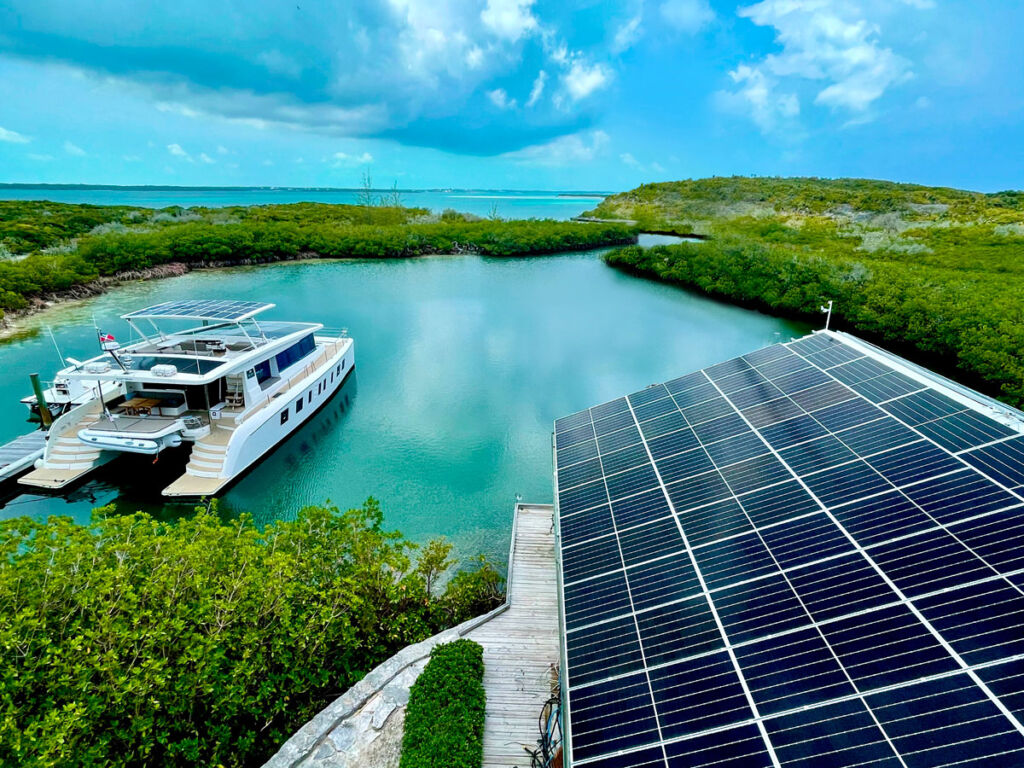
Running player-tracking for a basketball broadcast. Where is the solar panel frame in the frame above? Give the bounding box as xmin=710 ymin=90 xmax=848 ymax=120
xmin=553 ymin=330 xmax=1024 ymax=768
xmin=122 ymin=299 xmax=275 ymax=322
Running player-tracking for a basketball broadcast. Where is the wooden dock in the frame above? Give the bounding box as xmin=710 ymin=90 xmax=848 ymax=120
xmin=0 ymin=430 xmax=46 ymax=482
xmin=465 ymin=503 xmax=560 ymax=768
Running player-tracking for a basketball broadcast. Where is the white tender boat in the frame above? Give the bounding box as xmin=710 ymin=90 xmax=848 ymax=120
xmin=19 ymin=299 xmax=355 ymax=497
xmin=21 ymin=378 xmax=122 ymax=422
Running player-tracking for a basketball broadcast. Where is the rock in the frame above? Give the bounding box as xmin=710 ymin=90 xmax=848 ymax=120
xmin=371 ymin=699 xmax=397 ymax=730
xmin=313 ymin=743 xmax=334 ymax=761
xmin=327 ymin=724 xmax=357 ymax=753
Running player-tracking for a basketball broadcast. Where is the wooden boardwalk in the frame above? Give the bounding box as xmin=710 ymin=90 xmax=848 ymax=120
xmin=466 ymin=503 xmax=559 ymax=768
xmin=0 ymin=430 xmax=46 ymax=482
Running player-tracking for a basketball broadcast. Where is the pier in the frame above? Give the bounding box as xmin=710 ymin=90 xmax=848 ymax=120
xmin=0 ymin=430 xmax=46 ymax=483
xmin=465 ymin=503 xmax=560 ymax=767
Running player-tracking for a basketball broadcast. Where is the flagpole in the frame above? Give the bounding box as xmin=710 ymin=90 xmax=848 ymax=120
xmin=821 ymin=300 xmax=834 ymax=331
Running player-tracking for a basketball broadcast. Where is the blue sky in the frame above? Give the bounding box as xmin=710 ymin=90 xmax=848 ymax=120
xmin=0 ymin=0 xmax=1021 ymax=191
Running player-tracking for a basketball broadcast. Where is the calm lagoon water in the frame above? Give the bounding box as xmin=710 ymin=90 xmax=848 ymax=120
xmin=0 ymin=247 xmax=807 ymax=561
xmin=0 ymin=187 xmax=606 ymax=221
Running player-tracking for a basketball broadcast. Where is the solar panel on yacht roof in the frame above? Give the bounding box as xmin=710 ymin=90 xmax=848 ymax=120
xmin=553 ymin=330 xmax=1024 ymax=768
xmin=122 ymin=299 xmax=275 ymax=321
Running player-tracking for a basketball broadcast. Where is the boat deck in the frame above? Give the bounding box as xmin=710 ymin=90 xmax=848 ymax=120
xmin=0 ymin=431 xmax=47 ymax=482
xmin=465 ymin=503 xmax=560 ymax=768
xmin=87 ymin=411 xmax=209 ymax=434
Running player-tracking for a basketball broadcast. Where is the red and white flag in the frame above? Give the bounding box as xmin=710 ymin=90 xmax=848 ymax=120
xmin=98 ymin=331 xmax=120 ymax=351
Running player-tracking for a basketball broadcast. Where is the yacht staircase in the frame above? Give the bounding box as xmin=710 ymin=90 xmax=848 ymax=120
xmin=19 ymin=401 xmax=112 ymax=490
xmin=224 ymin=373 xmax=246 ymax=408
xmin=162 ymin=424 xmax=234 ymax=497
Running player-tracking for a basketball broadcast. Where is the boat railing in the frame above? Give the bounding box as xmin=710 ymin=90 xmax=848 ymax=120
xmin=234 ymin=341 xmax=343 ymax=425
xmin=42 ymin=397 xmax=104 ymax=457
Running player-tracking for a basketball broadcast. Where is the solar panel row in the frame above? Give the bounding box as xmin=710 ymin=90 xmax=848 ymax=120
xmin=553 ymin=331 xmax=1024 ymax=768
xmin=123 ymin=299 xmax=274 ymax=321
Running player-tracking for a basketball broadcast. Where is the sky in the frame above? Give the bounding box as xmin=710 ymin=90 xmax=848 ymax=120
xmin=0 ymin=0 xmax=1022 ymax=192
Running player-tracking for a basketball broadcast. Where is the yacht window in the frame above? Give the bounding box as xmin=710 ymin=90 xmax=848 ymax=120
xmin=296 ymin=398 xmax=303 ymax=413
xmin=308 ymin=391 xmax=312 ymax=404
xmin=254 ymin=360 xmax=273 ymax=384
xmin=280 ymin=410 xmax=289 ymax=425
xmin=336 ymin=364 xmax=341 ymax=375
xmin=274 ymin=334 xmax=316 ymax=372
xmin=342 ymin=359 xmax=346 ymax=370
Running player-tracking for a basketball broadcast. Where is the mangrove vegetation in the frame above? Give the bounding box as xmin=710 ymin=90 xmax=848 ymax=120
xmin=0 ymin=200 xmax=635 ymax=316
xmin=592 ymin=177 xmax=1024 ymax=407
xmin=0 ymin=500 xmax=505 ymax=768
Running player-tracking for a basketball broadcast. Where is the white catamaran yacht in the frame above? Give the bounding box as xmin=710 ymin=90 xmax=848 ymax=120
xmin=19 ymin=299 xmax=354 ymax=497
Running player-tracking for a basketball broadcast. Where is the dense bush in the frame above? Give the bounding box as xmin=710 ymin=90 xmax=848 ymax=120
xmin=0 ymin=199 xmax=635 ymax=312
xmin=400 ymin=639 xmax=486 ymax=768
xmin=594 ymin=177 xmax=1024 ymax=408
xmin=0 ymin=499 xmax=505 ymax=768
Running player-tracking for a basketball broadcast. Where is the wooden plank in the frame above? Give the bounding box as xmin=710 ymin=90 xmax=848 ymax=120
xmin=467 ymin=504 xmax=560 ymax=767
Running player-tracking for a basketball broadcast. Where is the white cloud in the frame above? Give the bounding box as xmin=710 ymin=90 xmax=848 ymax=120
xmin=480 ymin=0 xmax=538 ymax=41
xmin=156 ymin=102 xmax=200 ymax=119
xmin=487 ymin=88 xmax=516 ymax=109
xmin=620 ymin=151 xmax=667 ymax=175
xmin=717 ymin=63 xmax=800 ymax=133
xmin=199 ymin=152 xmax=215 ymax=164
xmin=217 ymin=145 xmax=230 ymax=155
xmin=63 ymin=141 xmax=86 ymax=156
xmin=502 ymin=129 xmax=609 ymax=165
xmin=526 ymin=70 xmax=547 ymax=107
xmin=332 ymin=151 xmax=374 ymax=166
xmin=613 ymin=15 xmax=644 ymax=53
xmin=262 ymin=159 xmax=275 ymax=166
xmin=0 ymin=126 xmax=30 ymax=144
xmin=28 ymin=153 xmax=53 ymax=161
xmin=465 ymin=45 xmax=484 ymax=69
xmin=122 ymin=154 xmax=142 ymax=162
xmin=562 ymin=60 xmax=610 ymax=102
xmin=660 ymin=0 xmax=715 ymax=33
xmin=167 ymin=143 xmax=193 ymax=161
xmin=723 ymin=0 xmax=917 ymax=132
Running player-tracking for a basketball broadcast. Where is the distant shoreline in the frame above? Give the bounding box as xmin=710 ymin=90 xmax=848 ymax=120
xmin=0 ymin=183 xmax=612 ymax=195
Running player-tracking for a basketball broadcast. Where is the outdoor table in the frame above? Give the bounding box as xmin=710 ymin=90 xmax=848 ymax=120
xmin=120 ymin=397 xmax=162 ymax=416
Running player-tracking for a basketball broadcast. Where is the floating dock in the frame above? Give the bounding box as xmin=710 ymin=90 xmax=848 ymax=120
xmin=0 ymin=430 xmax=46 ymax=483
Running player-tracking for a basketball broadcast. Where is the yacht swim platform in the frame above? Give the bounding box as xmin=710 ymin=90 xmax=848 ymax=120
xmin=20 ymin=299 xmax=355 ymax=497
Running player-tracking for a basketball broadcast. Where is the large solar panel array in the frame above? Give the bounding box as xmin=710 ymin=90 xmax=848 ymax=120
xmin=122 ymin=299 xmax=275 ymax=322
xmin=552 ymin=330 xmax=1024 ymax=768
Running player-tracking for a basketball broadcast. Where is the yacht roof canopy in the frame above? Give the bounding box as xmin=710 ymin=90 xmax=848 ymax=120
xmin=122 ymin=300 xmax=275 ymax=323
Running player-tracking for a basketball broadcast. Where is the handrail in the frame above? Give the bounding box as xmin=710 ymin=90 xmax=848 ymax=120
xmin=235 ymin=338 xmax=346 ymax=425
xmin=457 ymin=500 xmax=523 ymax=635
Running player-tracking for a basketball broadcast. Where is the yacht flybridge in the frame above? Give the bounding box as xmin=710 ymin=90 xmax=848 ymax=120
xmin=20 ymin=299 xmax=354 ymax=497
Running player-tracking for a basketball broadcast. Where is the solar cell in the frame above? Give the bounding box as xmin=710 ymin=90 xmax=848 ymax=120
xmin=961 ymin=436 xmax=1024 ymax=489
xmin=553 ymin=330 xmax=1024 ymax=768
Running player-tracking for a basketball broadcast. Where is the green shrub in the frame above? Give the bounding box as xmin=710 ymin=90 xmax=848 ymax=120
xmin=400 ymin=639 xmax=486 ymax=768
xmin=597 ymin=177 xmax=1024 ymax=408
xmin=0 ymin=500 xmax=504 ymax=768
xmin=0 ymin=199 xmax=636 ymax=313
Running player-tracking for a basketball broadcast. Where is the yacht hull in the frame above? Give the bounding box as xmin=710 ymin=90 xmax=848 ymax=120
xmin=162 ymin=336 xmax=354 ymax=497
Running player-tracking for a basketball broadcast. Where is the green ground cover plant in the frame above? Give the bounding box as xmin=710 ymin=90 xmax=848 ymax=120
xmin=0 ymin=500 xmax=504 ymax=768
xmin=592 ymin=177 xmax=1024 ymax=407
xmin=0 ymin=200 xmax=635 ymax=315
xmin=399 ymin=639 xmax=486 ymax=768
